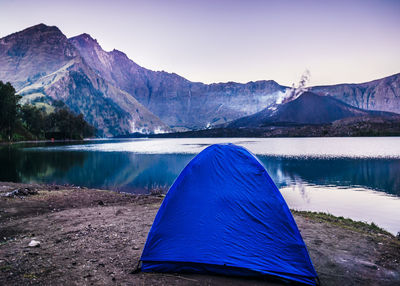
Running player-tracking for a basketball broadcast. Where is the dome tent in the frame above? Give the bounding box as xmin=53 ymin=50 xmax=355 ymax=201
xmin=139 ymin=144 xmax=318 ymax=285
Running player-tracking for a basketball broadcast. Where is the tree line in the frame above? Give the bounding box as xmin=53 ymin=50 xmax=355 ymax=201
xmin=0 ymin=81 xmax=95 ymax=141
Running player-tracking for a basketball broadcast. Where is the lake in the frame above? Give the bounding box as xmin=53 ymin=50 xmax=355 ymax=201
xmin=1 ymin=137 xmax=399 ymax=234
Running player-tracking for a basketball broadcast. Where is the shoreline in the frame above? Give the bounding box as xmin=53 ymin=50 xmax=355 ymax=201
xmin=1 ymin=181 xmax=399 ymax=285
xmin=2 ymin=131 xmax=400 ymax=146
xmin=0 ymin=138 xmax=93 ymax=145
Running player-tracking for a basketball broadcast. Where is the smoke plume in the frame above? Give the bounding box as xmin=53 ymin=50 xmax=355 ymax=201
xmin=276 ymin=70 xmax=311 ymax=104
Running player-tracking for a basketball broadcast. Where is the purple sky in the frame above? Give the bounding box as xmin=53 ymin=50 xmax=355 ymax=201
xmin=1 ymin=0 xmax=399 ymax=86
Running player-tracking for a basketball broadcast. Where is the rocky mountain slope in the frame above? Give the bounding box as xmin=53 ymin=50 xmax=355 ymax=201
xmin=311 ymin=73 xmax=400 ymax=114
xmin=0 ymin=25 xmax=77 ymax=91
xmin=0 ymin=24 xmax=168 ymax=136
xmin=69 ymin=33 xmax=286 ymax=129
xmin=228 ymin=91 xmax=397 ymax=128
xmin=1 ymin=24 xmax=399 ymax=136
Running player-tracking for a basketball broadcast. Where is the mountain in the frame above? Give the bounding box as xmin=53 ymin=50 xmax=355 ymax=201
xmin=228 ymin=91 xmax=397 ymax=128
xmin=0 ymin=24 xmax=289 ymax=134
xmin=0 ymin=24 xmax=169 ymax=136
xmin=1 ymin=24 xmax=399 ymax=136
xmin=146 ymin=92 xmax=400 ymax=138
xmin=0 ymin=24 xmax=77 ymax=90
xmin=69 ymin=33 xmax=286 ymax=129
xmin=310 ymin=73 xmax=400 ymax=114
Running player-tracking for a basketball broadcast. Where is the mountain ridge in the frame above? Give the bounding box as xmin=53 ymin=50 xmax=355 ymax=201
xmin=0 ymin=24 xmax=169 ymax=136
xmin=1 ymin=24 xmax=399 ymax=136
xmin=310 ymin=73 xmax=400 ymax=114
xmin=228 ymin=91 xmax=397 ymax=128
xmin=69 ymin=32 xmax=286 ymax=129
xmin=141 ymin=91 xmax=400 ymax=138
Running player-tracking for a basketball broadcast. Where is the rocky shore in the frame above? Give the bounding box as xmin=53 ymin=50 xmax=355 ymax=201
xmin=0 ymin=182 xmax=399 ymax=285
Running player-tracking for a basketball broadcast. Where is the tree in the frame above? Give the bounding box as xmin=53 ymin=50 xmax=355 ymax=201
xmin=20 ymin=105 xmax=46 ymax=138
xmin=1 ymin=81 xmax=95 ymax=141
xmin=0 ymin=81 xmax=21 ymax=140
xmin=44 ymin=108 xmax=95 ymax=139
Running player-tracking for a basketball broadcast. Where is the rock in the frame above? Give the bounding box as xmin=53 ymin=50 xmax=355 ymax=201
xmin=3 ymin=188 xmax=38 ymax=197
xmin=28 ymin=240 xmax=40 ymax=247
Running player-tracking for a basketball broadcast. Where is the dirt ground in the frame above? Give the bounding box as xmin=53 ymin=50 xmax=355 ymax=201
xmin=0 ymin=182 xmax=399 ymax=286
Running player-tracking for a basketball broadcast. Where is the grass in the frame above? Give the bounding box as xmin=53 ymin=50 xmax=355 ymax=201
xmin=23 ymin=273 xmax=38 ymax=279
xmin=292 ymin=210 xmax=394 ymax=237
xmin=0 ymin=265 xmax=12 ymax=271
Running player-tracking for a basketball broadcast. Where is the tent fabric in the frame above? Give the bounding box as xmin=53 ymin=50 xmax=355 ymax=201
xmin=140 ymin=143 xmax=318 ymax=285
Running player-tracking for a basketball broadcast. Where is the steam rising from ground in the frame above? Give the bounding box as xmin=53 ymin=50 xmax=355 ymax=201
xmin=222 ymin=91 xmax=286 ymax=114
xmin=276 ymin=70 xmax=311 ymax=104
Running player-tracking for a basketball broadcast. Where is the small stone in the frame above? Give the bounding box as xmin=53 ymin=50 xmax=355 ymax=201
xmin=28 ymin=240 xmax=40 ymax=247
xmin=3 ymin=188 xmax=38 ymax=197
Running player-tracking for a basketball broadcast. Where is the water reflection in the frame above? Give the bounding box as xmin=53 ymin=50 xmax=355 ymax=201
xmin=0 ymin=147 xmax=193 ymax=193
xmin=0 ymin=145 xmax=87 ymax=182
xmin=280 ymin=185 xmax=400 ymax=235
xmin=260 ymin=156 xmax=400 ymax=196
xmin=0 ymin=146 xmax=399 ymax=196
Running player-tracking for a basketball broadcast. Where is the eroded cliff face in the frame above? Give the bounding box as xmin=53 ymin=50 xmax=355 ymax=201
xmin=69 ymin=33 xmax=287 ymax=129
xmin=0 ymin=24 xmax=169 ymax=136
xmin=311 ymin=73 xmax=400 ymax=114
xmin=69 ymin=32 xmax=400 ymax=129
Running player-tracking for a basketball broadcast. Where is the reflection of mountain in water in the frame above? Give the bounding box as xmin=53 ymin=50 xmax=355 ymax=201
xmin=259 ymin=156 xmax=400 ymax=196
xmin=0 ymin=145 xmax=398 ymax=196
xmin=0 ymin=147 xmax=194 ymax=193
xmin=66 ymin=152 xmax=194 ymax=193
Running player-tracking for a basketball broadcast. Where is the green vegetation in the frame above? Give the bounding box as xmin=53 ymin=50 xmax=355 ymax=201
xmin=0 ymin=82 xmax=21 ymax=141
xmin=0 ymin=81 xmax=95 ymax=142
xmin=23 ymin=273 xmax=38 ymax=279
xmin=293 ymin=210 xmax=393 ymax=237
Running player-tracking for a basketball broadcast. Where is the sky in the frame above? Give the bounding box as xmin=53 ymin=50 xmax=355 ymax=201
xmin=0 ymin=0 xmax=399 ymax=86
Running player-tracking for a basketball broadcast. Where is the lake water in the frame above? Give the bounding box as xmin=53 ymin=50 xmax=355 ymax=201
xmin=1 ymin=137 xmax=399 ymax=234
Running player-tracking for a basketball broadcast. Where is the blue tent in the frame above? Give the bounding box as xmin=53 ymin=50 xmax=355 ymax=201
xmin=139 ymin=144 xmax=318 ymax=285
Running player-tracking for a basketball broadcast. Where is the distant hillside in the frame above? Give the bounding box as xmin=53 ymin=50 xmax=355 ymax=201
xmin=143 ymin=91 xmax=400 ymax=138
xmin=1 ymin=24 xmax=399 ymax=136
xmin=69 ymin=33 xmax=286 ymax=129
xmin=134 ymin=115 xmax=400 ymax=138
xmin=228 ymin=92 xmax=397 ymax=128
xmin=311 ymin=73 xmax=400 ymax=114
